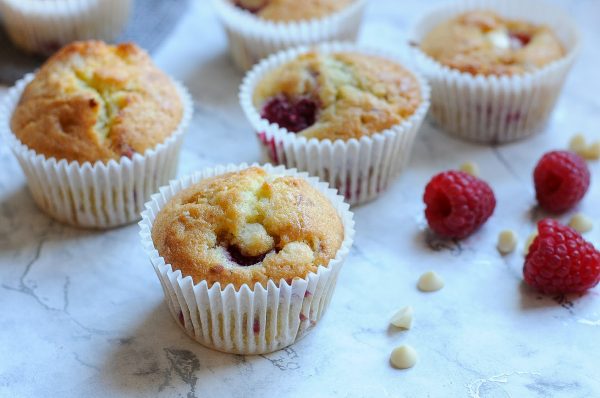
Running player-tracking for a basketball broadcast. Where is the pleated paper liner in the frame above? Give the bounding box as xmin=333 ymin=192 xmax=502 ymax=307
xmin=409 ymin=0 xmax=580 ymax=144
xmin=139 ymin=163 xmax=355 ymax=354
xmin=0 ymin=73 xmax=193 ymax=228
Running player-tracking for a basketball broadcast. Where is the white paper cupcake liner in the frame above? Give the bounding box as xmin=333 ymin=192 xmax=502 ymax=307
xmin=0 ymin=73 xmax=193 ymax=229
xmin=139 ymin=163 xmax=355 ymax=355
xmin=239 ymin=42 xmax=431 ymax=206
xmin=211 ymin=0 xmax=367 ymax=71
xmin=0 ymin=0 xmax=133 ymax=55
xmin=410 ymin=0 xmax=580 ymax=144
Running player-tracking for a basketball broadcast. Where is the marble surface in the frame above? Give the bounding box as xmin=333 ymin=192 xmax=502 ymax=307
xmin=1 ymin=1 xmax=600 ymax=397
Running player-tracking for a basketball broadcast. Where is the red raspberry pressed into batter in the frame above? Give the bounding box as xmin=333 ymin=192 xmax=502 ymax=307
xmin=423 ymin=170 xmax=496 ymax=239
xmin=261 ymin=95 xmax=318 ymax=133
xmin=524 ymin=219 xmax=600 ymax=294
xmin=534 ymin=150 xmax=590 ymax=213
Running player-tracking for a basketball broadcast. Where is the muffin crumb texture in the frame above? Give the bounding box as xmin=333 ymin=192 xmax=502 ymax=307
xmin=254 ymin=51 xmax=422 ymax=141
xmin=420 ymin=11 xmax=565 ymax=76
xmin=151 ymin=167 xmax=344 ymax=289
xmin=233 ymin=0 xmax=354 ymax=22
xmin=11 ymin=40 xmax=183 ymax=163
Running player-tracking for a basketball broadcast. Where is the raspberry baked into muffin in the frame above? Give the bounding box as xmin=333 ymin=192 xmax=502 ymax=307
xmin=420 ymin=11 xmax=565 ymax=76
xmin=141 ymin=164 xmax=354 ymax=354
xmin=211 ymin=0 xmax=367 ymax=70
xmin=2 ymin=40 xmax=192 ymax=228
xmin=411 ymin=0 xmax=578 ymax=143
xmin=241 ymin=44 xmax=430 ymax=205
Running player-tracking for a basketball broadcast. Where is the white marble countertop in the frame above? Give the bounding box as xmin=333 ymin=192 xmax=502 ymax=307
xmin=1 ymin=1 xmax=600 ymax=397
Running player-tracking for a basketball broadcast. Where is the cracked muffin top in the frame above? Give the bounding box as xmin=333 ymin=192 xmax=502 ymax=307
xmin=233 ymin=0 xmax=355 ymax=22
xmin=151 ymin=167 xmax=344 ymax=289
xmin=10 ymin=41 xmax=183 ymax=164
xmin=252 ymin=51 xmax=422 ymax=141
xmin=419 ymin=11 xmax=565 ymax=76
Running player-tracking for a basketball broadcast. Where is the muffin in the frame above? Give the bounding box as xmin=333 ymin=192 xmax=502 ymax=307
xmin=240 ymin=43 xmax=430 ymax=205
xmin=0 ymin=0 xmax=132 ymax=55
xmin=420 ymin=11 xmax=565 ymax=76
xmin=211 ymin=0 xmax=367 ymax=70
xmin=140 ymin=164 xmax=355 ymax=354
xmin=1 ymin=40 xmax=192 ymax=228
xmin=411 ymin=0 xmax=579 ymax=143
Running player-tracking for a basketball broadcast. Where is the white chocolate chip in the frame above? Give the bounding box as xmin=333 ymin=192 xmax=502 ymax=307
xmin=486 ymin=29 xmax=510 ymax=50
xmin=390 ymin=345 xmax=418 ymax=369
xmin=524 ymin=231 xmax=538 ymax=255
xmin=459 ymin=161 xmax=479 ymax=177
xmin=497 ymin=230 xmax=518 ymax=255
xmin=390 ymin=306 xmax=414 ymax=330
xmin=569 ymin=133 xmax=587 ymax=155
xmin=417 ymin=271 xmax=444 ymax=292
xmin=569 ymin=213 xmax=593 ymax=233
xmin=583 ymin=141 xmax=600 ymax=161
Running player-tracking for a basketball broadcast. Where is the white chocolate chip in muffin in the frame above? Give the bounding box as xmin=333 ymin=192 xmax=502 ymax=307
xmin=459 ymin=161 xmax=479 ymax=177
xmin=486 ymin=28 xmax=510 ymax=50
xmin=390 ymin=306 xmax=414 ymax=330
xmin=390 ymin=345 xmax=418 ymax=369
xmin=569 ymin=133 xmax=587 ymax=155
xmin=524 ymin=231 xmax=538 ymax=255
xmin=497 ymin=230 xmax=518 ymax=255
xmin=417 ymin=271 xmax=444 ymax=292
xmin=582 ymin=141 xmax=600 ymax=161
xmin=569 ymin=213 xmax=593 ymax=233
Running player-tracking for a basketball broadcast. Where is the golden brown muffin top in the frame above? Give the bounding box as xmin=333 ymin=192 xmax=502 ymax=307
xmin=11 ymin=41 xmax=183 ymax=164
xmin=253 ymin=51 xmax=422 ymax=141
xmin=151 ymin=167 xmax=344 ymax=290
xmin=233 ymin=0 xmax=354 ymax=22
xmin=419 ymin=11 xmax=565 ymax=76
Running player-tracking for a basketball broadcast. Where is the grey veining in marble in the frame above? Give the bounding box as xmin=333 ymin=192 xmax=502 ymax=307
xmin=1 ymin=1 xmax=599 ymax=397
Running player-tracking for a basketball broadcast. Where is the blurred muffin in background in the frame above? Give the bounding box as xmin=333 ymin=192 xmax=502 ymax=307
xmin=0 ymin=0 xmax=133 ymax=55
xmin=212 ymin=0 xmax=368 ymax=70
xmin=410 ymin=0 xmax=579 ymax=144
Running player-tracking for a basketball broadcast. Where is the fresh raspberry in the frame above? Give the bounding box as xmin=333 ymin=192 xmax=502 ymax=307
xmin=534 ymin=150 xmax=590 ymax=213
xmin=524 ymin=219 xmax=600 ymax=294
xmin=423 ymin=171 xmax=496 ymax=239
xmin=261 ymin=95 xmax=318 ymax=133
